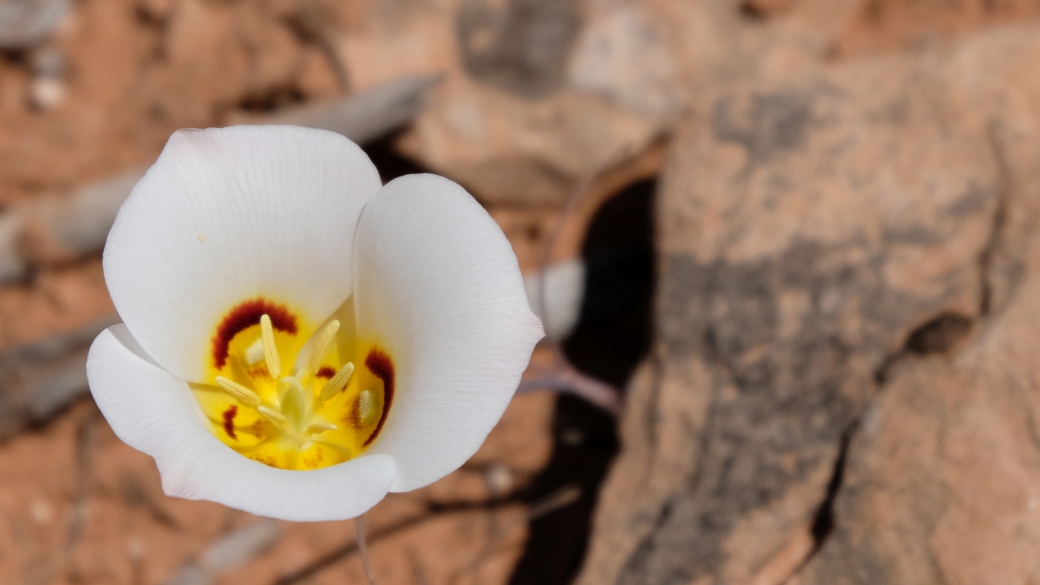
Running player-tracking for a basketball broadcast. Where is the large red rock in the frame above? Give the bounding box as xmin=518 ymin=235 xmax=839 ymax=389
xmin=791 ymin=22 xmax=1040 ymax=585
xmin=791 ymin=270 xmax=1040 ymax=584
xmin=578 ymin=22 xmax=1040 ymax=585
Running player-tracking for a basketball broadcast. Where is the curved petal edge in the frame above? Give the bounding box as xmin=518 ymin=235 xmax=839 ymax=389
xmin=353 ymin=174 xmax=544 ymax=493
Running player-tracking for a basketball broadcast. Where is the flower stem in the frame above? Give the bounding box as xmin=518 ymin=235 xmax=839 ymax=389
xmin=355 ymin=514 xmax=377 ymax=585
xmin=516 ymin=362 xmax=622 ymax=416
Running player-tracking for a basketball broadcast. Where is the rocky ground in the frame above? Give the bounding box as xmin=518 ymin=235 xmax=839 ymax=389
xmin=1 ymin=0 xmax=1040 ymax=584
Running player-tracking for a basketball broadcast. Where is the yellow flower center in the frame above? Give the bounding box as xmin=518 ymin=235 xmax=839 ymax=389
xmin=190 ymin=297 xmax=393 ymax=470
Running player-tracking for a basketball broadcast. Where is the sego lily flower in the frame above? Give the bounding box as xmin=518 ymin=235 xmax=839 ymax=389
xmin=86 ymin=126 xmax=543 ymax=521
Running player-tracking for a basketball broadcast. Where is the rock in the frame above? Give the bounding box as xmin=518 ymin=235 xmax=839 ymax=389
xmin=144 ymin=0 xmax=307 ymax=123
xmin=791 ymin=288 xmax=1040 ymax=584
xmin=638 ymin=0 xmax=860 ymax=90
xmin=739 ymin=0 xmax=794 ymax=18
xmin=336 ymin=0 xmax=1040 ymax=207
xmin=457 ymin=0 xmax=581 ymax=99
xmin=28 ymin=48 xmax=65 ymax=110
xmin=577 ymin=22 xmax=1040 ymax=585
xmin=28 ymin=77 xmax=62 ymax=110
xmin=353 ymin=0 xmax=923 ymax=206
xmin=791 ymin=23 xmax=1040 ymax=585
xmin=0 ymin=0 xmax=69 ymax=50
xmin=567 ymin=4 xmax=682 ymax=116
xmin=832 ymin=0 xmax=1040 ymax=58
xmin=335 ymin=0 xmax=666 ymax=206
xmin=135 ymin=0 xmax=178 ymax=22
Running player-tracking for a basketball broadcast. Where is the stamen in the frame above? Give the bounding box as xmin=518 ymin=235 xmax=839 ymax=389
xmin=358 ymin=389 xmax=376 ymax=424
xmin=307 ymin=421 xmax=337 ymax=434
xmin=320 ymin=362 xmax=355 ymax=401
xmin=260 ymin=314 xmax=281 ymax=378
xmin=258 ymin=406 xmax=287 ymax=424
xmin=214 ymin=376 xmax=260 ymax=407
xmin=307 ymin=320 xmax=341 ymax=375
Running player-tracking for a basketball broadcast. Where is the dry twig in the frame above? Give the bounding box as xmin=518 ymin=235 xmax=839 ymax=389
xmin=0 ymin=315 xmax=119 ymax=442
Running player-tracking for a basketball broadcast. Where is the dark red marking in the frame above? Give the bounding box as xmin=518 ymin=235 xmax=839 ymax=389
xmin=211 ymin=298 xmax=298 ymax=369
xmin=363 ymin=348 xmax=395 ymax=447
xmin=348 ymin=395 xmax=362 ymax=429
xmin=316 ymin=366 xmax=336 ymax=379
xmin=222 ymin=405 xmax=238 ymax=440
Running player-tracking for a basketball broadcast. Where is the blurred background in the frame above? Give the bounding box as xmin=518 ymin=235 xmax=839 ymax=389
xmin=2 ymin=0 xmax=1040 ymax=584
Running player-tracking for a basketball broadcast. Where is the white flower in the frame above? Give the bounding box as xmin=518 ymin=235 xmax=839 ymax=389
xmin=86 ymin=126 xmax=543 ymax=522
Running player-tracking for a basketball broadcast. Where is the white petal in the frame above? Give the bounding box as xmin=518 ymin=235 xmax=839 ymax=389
xmin=103 ymin=126 xmax=381 ymax=382
xmin=87 ymin=325 xmax=396 ymax=521
xmin=524 ymin=259 xmax=586 ymax=342
xmin=353 ymin=174 xmax=543 ymax=492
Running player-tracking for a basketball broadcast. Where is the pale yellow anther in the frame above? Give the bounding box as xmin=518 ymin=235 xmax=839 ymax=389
xmin=358 ymin=389 xmax=377 ymax=424
xmin=307 ymin=421 xmax=337 ymax=434
xmin=320 ymin=362 xmax=355 ymax=401
xmin=307 ymin=320 xmax=340 ymax=375
xmin=260 ymin=314 xmax=281 ymax=378
xmin=214 ymin=376 xmax=260 ymax=407
xmin=258 ymin=406 xmax=287 ymax=425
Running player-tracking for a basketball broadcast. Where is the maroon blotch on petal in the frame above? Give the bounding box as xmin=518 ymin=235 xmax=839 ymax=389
xmin=211 ymin=298 xmax=298 ymax=369
xmin=363 ymin=348 xmax=395 ymax=447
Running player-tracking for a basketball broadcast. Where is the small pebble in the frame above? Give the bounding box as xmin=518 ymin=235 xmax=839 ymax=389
xmin=29 ymin=498 xmax=54 ymax=524
xmin=126 ymin=536 xmax=146 ymax=560
xmin=30 ymin=76 xmax=64 ymax=110
xmin=484 ymin=462 xmax=513 ymax=495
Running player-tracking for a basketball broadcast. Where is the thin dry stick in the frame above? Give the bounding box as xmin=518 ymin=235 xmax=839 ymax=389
xmin=355 ymin=513 xmax=377 ymax=585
